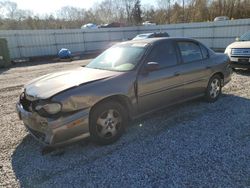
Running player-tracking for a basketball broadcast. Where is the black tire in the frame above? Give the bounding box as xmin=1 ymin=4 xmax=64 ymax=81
xmin=89 ymin=101 xmax=127 ymax=145
xmin=205 ymin=75 xmax=222 ymax=103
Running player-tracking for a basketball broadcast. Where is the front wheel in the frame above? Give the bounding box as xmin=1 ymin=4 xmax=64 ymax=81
xmin=89 ymin=101 xmax=127 ymax=145
xmin=205 ymin=75 xmax=222 ymax=102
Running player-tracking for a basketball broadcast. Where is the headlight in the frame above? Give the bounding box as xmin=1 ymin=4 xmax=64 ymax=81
xmin=36 ymin=103 xmax=62 ymax=115
xmin=224 ymin=47 xmax=231 ymax=55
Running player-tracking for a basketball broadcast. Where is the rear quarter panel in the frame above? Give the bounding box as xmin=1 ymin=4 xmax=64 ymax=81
xmin=209 ymin=53 xmax=232 ymax=85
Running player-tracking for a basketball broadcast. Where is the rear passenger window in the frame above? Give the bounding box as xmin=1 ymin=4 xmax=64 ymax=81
xmin=147 ymin=41 xmax=178 ymax=68
xmin=200 ymin=44 xmax=209 ymax=59
xmin=177 ymin=41 xmax=203 ymax=63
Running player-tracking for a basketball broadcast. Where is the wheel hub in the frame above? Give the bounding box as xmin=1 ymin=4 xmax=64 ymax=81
xmin=210 ymin=78 xmax=220 ymax=98
xmin=96 ymin=109 xmax=121 ymax=138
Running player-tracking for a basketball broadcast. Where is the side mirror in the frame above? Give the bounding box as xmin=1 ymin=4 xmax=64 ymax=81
xmin=144 ymin=62 xmax=159 ymax=72
xmin=235 ymin=37 xmax=240 ymax=41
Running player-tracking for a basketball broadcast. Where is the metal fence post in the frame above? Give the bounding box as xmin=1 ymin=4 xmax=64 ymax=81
xmin=82 ymin=31 xmax=86 ymax=52
xmin=108 ymin=29 xmax=111 ymax=42
xmin=122 ymin=30 xmax=125 ymax=41
xmin=53 ymin=32 xmax=58 ymax=53
xmin=212 ymin=24 xmax=215 ymax=49
xmin=15 ymin=33 xmax=22 ymax=59
xmin=137 ymin=26 xmax=140 ymax=35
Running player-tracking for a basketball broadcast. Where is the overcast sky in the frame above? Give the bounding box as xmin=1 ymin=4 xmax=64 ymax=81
xmin=8 ymin=0 xmax=156 ymax=16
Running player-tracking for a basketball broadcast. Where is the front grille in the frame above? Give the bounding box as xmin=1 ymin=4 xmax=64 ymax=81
xmin=20 ymin=92 xmax=32 ymax=112
xmin=231 ymin=48 xmax=250 ymax=57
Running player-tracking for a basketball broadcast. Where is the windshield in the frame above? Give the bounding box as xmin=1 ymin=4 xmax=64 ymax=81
xmin=239 ymin=31 xmax=250 ymax=41
xmin=86 ymin=44 xmax=147 ymax=71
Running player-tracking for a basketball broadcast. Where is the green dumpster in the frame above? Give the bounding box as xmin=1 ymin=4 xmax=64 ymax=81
xmin=0 ymin=38 xmax=11 ymax=68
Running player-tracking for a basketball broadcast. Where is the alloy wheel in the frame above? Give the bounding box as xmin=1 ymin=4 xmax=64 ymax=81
xmin=209 ymin=78 xmax=220 ymax=98
xmin=96 ymin=109 xmax=122 ymax=138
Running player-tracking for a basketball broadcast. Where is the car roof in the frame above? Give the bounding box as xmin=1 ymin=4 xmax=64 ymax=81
xmin=137 ymin=33 xmax=154 ymax=36
xmin=120 ymin=37 xmax=198 ymax=46
xmin=136 ymin=32 xmax=168 ymax=36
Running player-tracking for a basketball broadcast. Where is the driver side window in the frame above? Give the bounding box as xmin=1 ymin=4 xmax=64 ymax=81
xmin=147 ymin=41 xmax=178 ymax=69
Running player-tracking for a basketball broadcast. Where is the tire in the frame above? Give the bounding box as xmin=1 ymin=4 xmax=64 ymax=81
xmin=205 ymin=75 xmax=222 ymax=103
xmin=89 ymin=101 xmax=127 ymax=145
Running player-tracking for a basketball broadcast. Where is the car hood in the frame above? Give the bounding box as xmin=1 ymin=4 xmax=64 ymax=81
xmin=25 ymin=67 xmax=121 ymax=99
xmin=227 ymin=41 xmax=250 ymax=49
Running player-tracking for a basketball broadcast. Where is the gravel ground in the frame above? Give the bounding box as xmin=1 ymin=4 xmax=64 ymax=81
xmin=0 ymin=59 xmax=250 ymax=188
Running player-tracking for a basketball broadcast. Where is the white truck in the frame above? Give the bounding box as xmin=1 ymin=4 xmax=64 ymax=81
xmin=225 ymin=31 xmax=250 ymax=70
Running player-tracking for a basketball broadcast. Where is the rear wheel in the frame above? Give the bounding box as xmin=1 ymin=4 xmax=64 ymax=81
xmin=89 ymin=101 xmax=127 ymax=145
xmin=205 ymin=75 xmax=222 ymax=102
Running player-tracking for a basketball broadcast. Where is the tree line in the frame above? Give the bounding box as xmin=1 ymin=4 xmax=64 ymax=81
xmin=0 ymin=0 xmax=249 ymax=30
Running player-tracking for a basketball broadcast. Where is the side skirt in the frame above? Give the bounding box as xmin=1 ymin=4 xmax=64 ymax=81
xmin=131 ymin=93 xmax=205 ymax=120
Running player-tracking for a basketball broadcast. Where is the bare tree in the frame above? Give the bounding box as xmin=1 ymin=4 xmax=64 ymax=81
xmin=121 ymin=0 xmax=138 ymax=24
xmin=1 ymin=1 xmax=18 ymax=19
xmin=157 ymin=0 xmax=172 ymax=23
xmin=170 ymin=2 xmax=183 ymax=23
xmin=132 ymin=0 xmax=142 ymax=24
xmin=142 ymin=4 xmax=155 ymax=22
xmin=57 ymin=6 xmax=84 ymax=21
xmin=0 ymin=0 xmax=250 ymax=30
xmin=93 ymin=0 xmax=115 ymax=23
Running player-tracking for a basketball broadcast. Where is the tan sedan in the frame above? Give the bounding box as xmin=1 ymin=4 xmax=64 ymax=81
xmin=16 ymin=38 xmax=232 ymax=146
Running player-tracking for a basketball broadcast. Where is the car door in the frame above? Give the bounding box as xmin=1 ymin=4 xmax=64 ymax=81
xmin=174 ymin=40 xmax=213 ymax=99
xmin=137 ymin=40 xmax=184 ymax=114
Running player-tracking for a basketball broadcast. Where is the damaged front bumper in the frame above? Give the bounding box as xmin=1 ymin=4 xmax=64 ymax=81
xmin=16 ymin=103 xmax=90 ymax=146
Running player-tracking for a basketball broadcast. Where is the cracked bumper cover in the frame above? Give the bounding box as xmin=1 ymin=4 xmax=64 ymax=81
xmin=16 ymin=103 xmax=90 ymax=146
